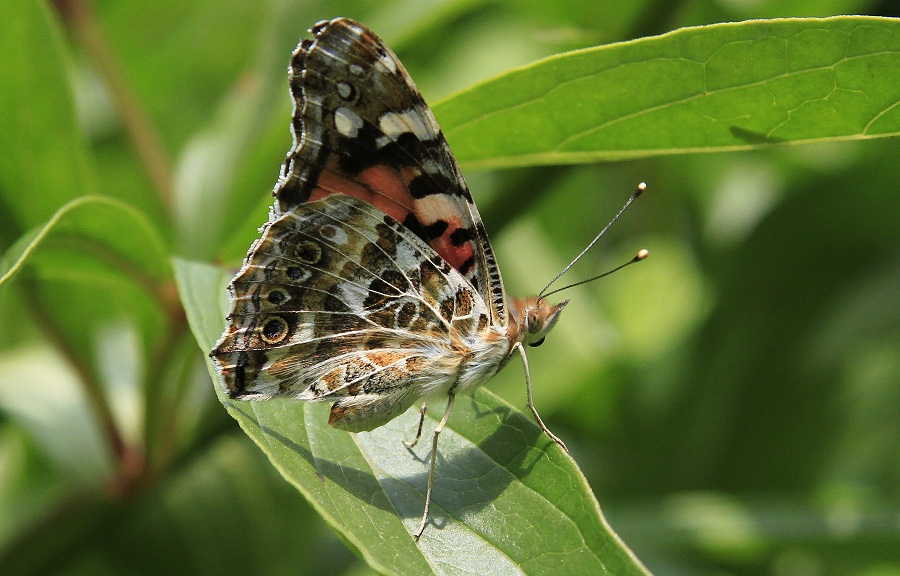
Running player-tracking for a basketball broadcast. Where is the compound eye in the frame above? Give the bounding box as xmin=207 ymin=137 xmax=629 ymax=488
xmin=529 ymin=337 xmax=546 ymax=348
xmin=527 ymin=310 xmax=543 ymax=334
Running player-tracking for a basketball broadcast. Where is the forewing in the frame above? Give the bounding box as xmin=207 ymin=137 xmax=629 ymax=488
xmin=211 ymin=195 xmax=489 ymax=418
xmin=273 ymin=17 xmax=508 ymax=324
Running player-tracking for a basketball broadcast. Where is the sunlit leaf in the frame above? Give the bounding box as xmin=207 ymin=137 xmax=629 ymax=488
xmin=436 ymin=16 xmax=900 ymax=167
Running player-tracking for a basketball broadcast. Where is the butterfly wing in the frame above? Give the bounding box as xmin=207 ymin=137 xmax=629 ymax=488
xmin=274 ymin=18 xmax=508 ymax=325
xmin=211 ymin=194 xmax=491 ymax=431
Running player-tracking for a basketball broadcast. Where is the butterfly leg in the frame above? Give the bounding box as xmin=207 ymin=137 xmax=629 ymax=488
xmin=404 ymin=403 xmax=428 ymax=448
xmin=413 ymin=393 xmax=455 ymax=541
xmin=515 ymin=342 xmax=569 ymax=453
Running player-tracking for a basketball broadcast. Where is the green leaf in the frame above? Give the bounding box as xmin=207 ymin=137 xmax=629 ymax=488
xmin=174 ymin=258 xmax=650 ymax=575
xmin=0 ymin=195 xmax=171 ymax=371
xmin=95 ymin=0 xmax=270 ymax=150
xmin=0 ymin=430 xmax=343 ymax=576
xmin=0 ymin=344 xmax=111 ymax=486
xmin=435 ymin=16 xmax=900 ymax=168
xmin=0 ymin=195 xmax=172 ymax=460
xmin=0 ymin=196 xmax=169 ymax=295
xmin=0 ymin=1 xmax=95 ymax=232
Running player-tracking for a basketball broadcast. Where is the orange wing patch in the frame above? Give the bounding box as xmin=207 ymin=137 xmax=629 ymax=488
xmin=311 ymin=163 xmax=414 ymax=225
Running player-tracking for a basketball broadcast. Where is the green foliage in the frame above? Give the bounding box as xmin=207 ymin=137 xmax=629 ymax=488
xmin=179 ymin=258 xmax=646 ymax=574
xmin=1 ymin=1 xmax=898 ymax=575
xmin=438 ymin=17 xmax=900 ymax=166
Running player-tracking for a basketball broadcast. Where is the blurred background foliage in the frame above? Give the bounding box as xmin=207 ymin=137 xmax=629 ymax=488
xmin=1 ymin=0 xmax=899 ymax=575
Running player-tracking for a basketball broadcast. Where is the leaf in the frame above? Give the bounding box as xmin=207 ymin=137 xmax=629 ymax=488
xmin=0 ymin=195 xmax=171 ymax=366
xmin=0 ymin=195 xmax=172 ymax=465
xmin=0 ymin=1 xmax=95 ymax=232
xmin=0 ymin=344 xmax=111 ymax=485
xmin=435 ymin=16 xmax=900 ymax=168
xmin=0 ymin=431 xmax=344 ymax=576
xmin=96 ymin=0 xmax=270 ymax=150
xmin=0 ymin=196 xmax=169 ymax=294
xmin=174 ymin=258 xmax=650 ymax=576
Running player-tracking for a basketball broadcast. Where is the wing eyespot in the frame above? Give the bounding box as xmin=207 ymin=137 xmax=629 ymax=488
xmin=294 ymin=240 xmax=323 ymax=264
xmin=285 ymin=265 xmax=310 ymax=282
xmin=267 ymin=290 xmax=287 ymax=305
xmin=260 ymin=316 xmax=290 ymax=344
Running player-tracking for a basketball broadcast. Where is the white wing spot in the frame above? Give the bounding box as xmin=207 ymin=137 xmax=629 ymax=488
xmin=337 ymin=82 xmax=353 ymax=100
xmin=337 ymin=281 xmax=369 ymax=312
xmin=322 ymin=224 xmax=349 ymax=245
xmin=377 ymin=51 xmax=398 ymax=74
xmin=334 ymin=107 xmax=364 ymax=138
xmin=349 ymin=63 xmax=364 ymax=76
xmin=413 ymin=194 xmax=463 ymax=226
xmin=378 ymin=109 xmax=435 ymax=143
xmin=395 ymin=241 xmax=426 ymax=272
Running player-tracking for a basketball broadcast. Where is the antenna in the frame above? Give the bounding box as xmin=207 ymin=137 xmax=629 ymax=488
xmin=538 ymin=182 xmax=647 ymax=300
xmin=541 ymin=249 xmax=648 ymax=300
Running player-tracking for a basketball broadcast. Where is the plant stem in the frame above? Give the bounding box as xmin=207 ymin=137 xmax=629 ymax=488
xmin=24 ymin=284 xmax=129 ymax=467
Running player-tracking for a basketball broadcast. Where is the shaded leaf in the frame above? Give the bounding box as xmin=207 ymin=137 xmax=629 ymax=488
xmin=0 ymin=195 xmax=171 ymax=381
xmin=0 ymin=196 xmax=169 ymax=295
xmin=174 ymin=257 xmax=650 ymax=575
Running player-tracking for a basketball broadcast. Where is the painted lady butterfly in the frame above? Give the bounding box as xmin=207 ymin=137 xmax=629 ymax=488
xmin=211 ymin=17 xmax=644 ymax=540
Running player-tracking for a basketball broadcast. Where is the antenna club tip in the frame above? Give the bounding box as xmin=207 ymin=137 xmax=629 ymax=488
xmin=631 ymin=182 xmax=647 ymax=200
xmin=636 ymin=248 xmax=649 ymax=261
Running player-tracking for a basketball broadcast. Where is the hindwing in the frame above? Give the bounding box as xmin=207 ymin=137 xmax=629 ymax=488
xmin=211 ymin=194 xmax=491 ymax=429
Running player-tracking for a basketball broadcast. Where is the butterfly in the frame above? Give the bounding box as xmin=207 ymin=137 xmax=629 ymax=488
xmin=210 ymin=17 xmax=644 ymax=541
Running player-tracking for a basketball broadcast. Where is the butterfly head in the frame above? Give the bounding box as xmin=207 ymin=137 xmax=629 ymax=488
xmin=511 ymin=297 xmax=569 ymax=348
